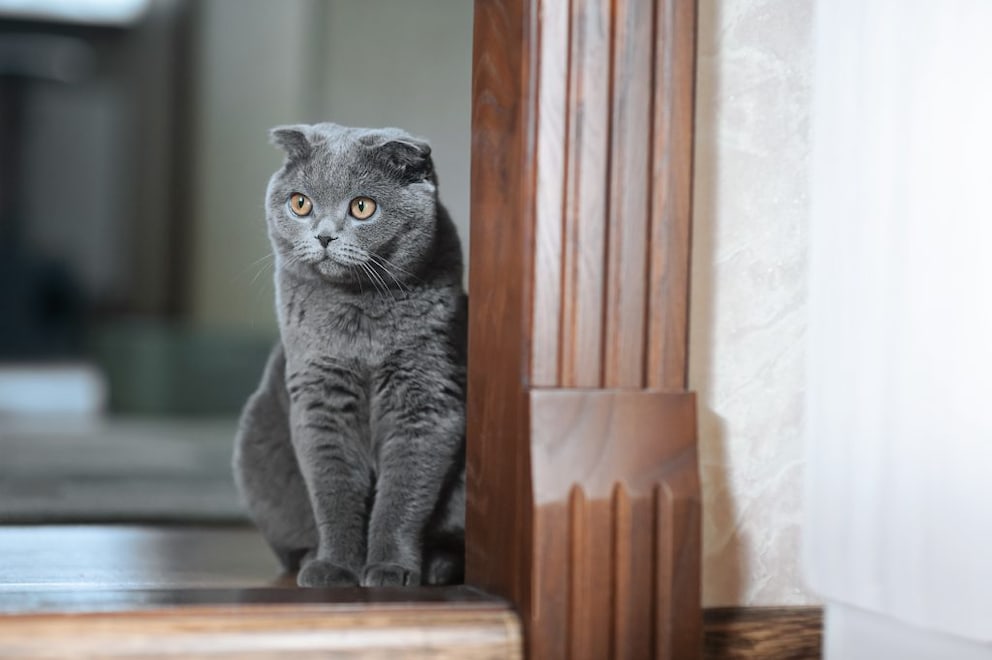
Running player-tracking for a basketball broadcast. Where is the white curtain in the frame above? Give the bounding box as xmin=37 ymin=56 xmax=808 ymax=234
xmin=804 ymin=0 xmax=992 ymax=655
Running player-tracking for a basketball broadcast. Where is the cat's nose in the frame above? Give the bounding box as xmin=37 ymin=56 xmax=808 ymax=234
xmin=317 ymin=234 xmax=337 ymax=248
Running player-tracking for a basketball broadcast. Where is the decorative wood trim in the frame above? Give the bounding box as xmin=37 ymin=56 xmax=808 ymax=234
xmin=648 ymin=0 xmax=697 ymax=391
xmin=466 ymin=0 xmax=537 ymax=624
xmin=529 ymin=390 xmax=700 ymax=659
xmin=703 ymin=607 xmax=824 ymax=660
xmin=467 ymin=0 xmax=700 ymax=657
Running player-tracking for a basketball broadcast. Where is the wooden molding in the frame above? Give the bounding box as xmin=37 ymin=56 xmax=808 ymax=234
xmin=529 ymin=390 xmax=700 ymax=659
xmin=704 ymin=607 xmax=824 ymax=660
xmin=467 ymin=0 xmax=700 ymax=657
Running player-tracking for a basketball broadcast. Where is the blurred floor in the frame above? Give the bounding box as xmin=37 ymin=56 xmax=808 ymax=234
xmin=0 ymin=525 xmax=283 ymax=599
xmin=0 ymin=417 xmax=247 ymax=523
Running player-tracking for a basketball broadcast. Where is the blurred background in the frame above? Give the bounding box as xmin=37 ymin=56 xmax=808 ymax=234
xmin=0 ymin=0 xmax=472 ymax=522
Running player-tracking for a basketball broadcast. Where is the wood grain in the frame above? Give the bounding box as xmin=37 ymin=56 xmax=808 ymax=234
xmin=0 ymin=602 xmax=522 ymax=659
xmin=703 ymin=607 xmax=823 ymax=660
xmin=468 ymin=0 xmax=699 ymax=657
xmin=523 ymin=0 xmax=697 ymax=392
xmin=647 ymin=0 xmax=697 ymax=391
xmin=604 ymin=0 xmax=653 ymax=388
xmin=0 ymin=525 xmax=521 ymax=658
xmin=560 ymin=0 xmax=611 ymax=388
xmin=531 ymin=0 xmax=568 ymax=387
xmin=530 ymin=390 xmax=701 ymax=660
xmin=466 ymin=0 xmax=535 ymax=619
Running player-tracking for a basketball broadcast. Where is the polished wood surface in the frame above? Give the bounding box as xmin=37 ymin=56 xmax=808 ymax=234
xmin=0 ymin=585 xmax=501 ymax=615
xmin=523 ymin=0 xmax=697 ymax=392
xmin=468 ymin=0 xmax=699 ymax=657
xmin=704 ymin=607 xmax=823 ymax=660
xmin=467 ymin=0 xmax=536 ymax=629
xmin=529 ymin=391 xmax=700 ymax=660
xmin=648 ymin=0 xmax=697 ymax=391
xmin=0 ymin=604 xmax=521 ymax=659
xmin=0 ymin=526 xmax=522 ymax=658
xmin=0 ymin=525 xmax=281 ymax=592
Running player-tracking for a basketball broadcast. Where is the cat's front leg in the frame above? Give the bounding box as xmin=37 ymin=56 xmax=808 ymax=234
xmin=365 ymin=357 xmax=464 ymax=587
xmin=287 ymin=360 xmax=372 ymax=587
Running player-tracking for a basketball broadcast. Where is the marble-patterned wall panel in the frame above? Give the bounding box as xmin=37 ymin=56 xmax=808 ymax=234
xmin=691 ymin=0 xmax=816 ymax=606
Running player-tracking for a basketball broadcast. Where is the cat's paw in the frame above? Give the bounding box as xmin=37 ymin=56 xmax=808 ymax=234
xmin=426 ymin=553 xmax=464 ymax=586
xmin=297 ymin=559 xmax=359 ymax=587
xmin=361 ymin=562 xmax=421 ymax=587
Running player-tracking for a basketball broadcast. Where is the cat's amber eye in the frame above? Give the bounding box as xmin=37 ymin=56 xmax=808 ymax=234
xmin=349 ymin=196 xmax=377 ymax=220
xmin=288 ymin=193 xmax=313 ymax=217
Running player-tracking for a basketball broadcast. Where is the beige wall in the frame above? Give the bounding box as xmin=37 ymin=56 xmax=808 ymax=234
xmin=691 ymin=0 xmax=815 ymax=606
xmin=189 ymin=0 xmax=472 ymax=330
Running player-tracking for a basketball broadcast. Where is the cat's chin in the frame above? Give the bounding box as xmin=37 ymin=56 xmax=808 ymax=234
xmin=313 ymin=258 xmax=356 ymax=284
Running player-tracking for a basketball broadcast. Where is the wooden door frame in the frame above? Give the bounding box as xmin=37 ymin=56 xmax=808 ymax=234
xmin=466 ymin=0 xmax=700 ymax=657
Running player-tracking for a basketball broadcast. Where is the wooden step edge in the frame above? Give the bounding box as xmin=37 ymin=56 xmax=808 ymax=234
xmin=0 ymin=587 xmax=523 ymax=659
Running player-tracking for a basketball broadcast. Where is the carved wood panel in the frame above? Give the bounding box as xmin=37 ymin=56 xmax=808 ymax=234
xmin=528 ymin=0 xmax=696 ymax=391
xmin=468 ymin=0 xmax=699 ymax=657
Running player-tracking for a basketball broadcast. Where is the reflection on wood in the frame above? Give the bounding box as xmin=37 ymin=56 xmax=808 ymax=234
xmin=530 ymin=391 xmax=700 ymax=660
xmin=524 ymin=0 xmax=697 ymax=392
xmin=0 ymin=525 xmax=523 ymax=658
xmin=648 ymin=0 xmax=697 ymax=391
xmin=0 ymin=601 xmax=522 ymax=659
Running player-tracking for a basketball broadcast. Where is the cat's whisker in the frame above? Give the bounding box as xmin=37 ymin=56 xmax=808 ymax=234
xmin=366 ymin=254 xmax=409 ymax=294
xmin=367 ymin=263 xmax=396 ymax=301
xmin=248 ymin=260 xmax=275 ymax=286
xmin=235 ymin=252 xmax=276 ymax=280
xmin=368 ymin=250 xmax=422 ymax=283
xmin=348 ymin=265 xmax=365 ymax=295
xmin=359 ymin=263 xmax=385 ymax=298
xmin=366 ymin=263 xmax=397 ymax=302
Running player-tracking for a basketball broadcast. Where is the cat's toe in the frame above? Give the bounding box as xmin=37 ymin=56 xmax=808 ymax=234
xmin=297 ymin=559 xmax=359 ymax=587
xmin=361 ymin=562 xmax=420 ymax=587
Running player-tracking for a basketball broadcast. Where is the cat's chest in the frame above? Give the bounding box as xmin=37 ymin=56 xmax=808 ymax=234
xmin=279 ymin=287 xmax=433 ymax=367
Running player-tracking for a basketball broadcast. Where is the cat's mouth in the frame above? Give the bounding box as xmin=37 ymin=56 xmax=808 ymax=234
xmin=314 ymin=256 xmax=348 ymax=275
xmin=312 ymin=252 xmax=364 ymax=282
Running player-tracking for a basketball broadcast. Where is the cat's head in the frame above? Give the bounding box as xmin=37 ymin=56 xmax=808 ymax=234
xmin=265 ymin=122 xmax=439 ymax=285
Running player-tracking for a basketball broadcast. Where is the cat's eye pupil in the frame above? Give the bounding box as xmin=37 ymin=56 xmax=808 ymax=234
xmin=357 ymin=200 xmax=365 ymax=212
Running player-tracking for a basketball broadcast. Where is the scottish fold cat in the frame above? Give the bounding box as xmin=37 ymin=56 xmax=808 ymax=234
xmin=233 ymin=123 xmax=466 ymax=587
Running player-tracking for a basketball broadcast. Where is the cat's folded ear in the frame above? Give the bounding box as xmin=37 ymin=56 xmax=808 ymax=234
xmin=269 ymin=125 xmax=314 ymax=162
xmin=373 ymin=136 xmax=435 ymax=185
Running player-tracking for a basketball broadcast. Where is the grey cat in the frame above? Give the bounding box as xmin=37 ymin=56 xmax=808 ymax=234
xmin=233 ymin=122 xmax=466 ymax=588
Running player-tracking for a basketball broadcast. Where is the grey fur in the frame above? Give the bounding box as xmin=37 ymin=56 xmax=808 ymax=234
xmin=233 ymin=123 xmax=466 ymax=587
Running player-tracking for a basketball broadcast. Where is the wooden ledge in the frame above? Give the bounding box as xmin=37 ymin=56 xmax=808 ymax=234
xmin=0 ymin=526 xmax=521 ymax=658
xmin=0 ymin=586 xmax=522 ymax=659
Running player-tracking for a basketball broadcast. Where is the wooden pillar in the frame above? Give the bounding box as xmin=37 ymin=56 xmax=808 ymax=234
xmin=467 ymin=0 xmax=699 ymax=658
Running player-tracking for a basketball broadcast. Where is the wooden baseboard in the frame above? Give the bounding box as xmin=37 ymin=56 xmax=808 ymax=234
xmin=704 ymin=607 xmax=824 ymax=660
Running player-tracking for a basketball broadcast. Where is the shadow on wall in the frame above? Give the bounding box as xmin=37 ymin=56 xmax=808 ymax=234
xmin=691 ymin=0 xmax=747 ymax=607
